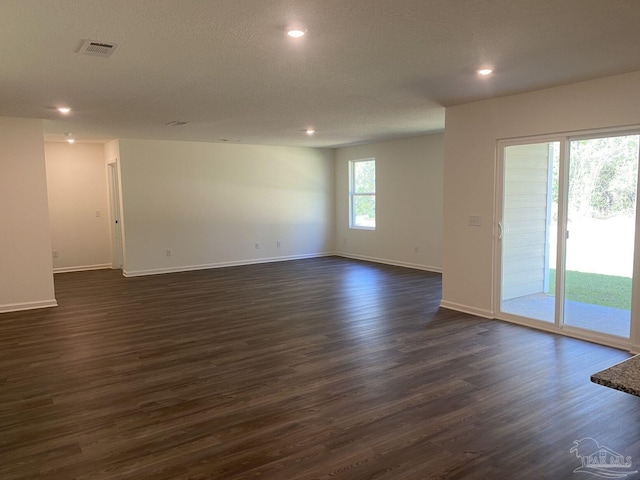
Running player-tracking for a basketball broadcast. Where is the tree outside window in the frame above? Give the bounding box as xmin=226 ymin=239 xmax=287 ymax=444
xmin=350 ymin=159 xmax=375 ymax=229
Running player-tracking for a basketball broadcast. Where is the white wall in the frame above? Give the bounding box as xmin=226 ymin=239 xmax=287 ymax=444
xmin=335 ymin=134 xmax=444 ymax=271
xmin=0 ymin=117 xmax=56 ymax=312
xmin=442 ymin=71 xmax=640 ymax=349
xmin=45 ymin=142 xmax=111 ymax=272
xmin=117 ymin=139 xmax=335 ymax=276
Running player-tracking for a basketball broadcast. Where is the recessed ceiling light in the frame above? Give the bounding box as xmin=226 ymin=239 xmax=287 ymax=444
xmin=58 ymin=107 xmax=71 ymax=114
xmin=477 ymin=68 xmax=493 ymax=76
xmin=66 ymin=138 xmax=75 ymax=144
xmin=306 ymin=128 xmax=315 ymax=135
xmin=287 ymin=29 xmax=306 ymax=38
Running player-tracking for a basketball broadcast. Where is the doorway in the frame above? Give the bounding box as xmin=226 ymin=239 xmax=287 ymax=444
xmin=498 ymin=131 xmax=640 ymax=344
xmin=107 ymin=161 xmax=123 ymax=270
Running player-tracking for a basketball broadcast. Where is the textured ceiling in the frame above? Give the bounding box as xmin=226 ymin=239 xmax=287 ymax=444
xmin=2 ymin=0 xmax=640 ymax=147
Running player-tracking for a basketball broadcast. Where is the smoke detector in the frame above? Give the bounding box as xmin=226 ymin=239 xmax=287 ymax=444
xmin=79 ymin=40 xmax=118 ymax=58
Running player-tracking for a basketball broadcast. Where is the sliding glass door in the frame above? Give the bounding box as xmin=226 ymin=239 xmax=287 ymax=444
xmin=563 ymin=135 xmax=639 ymax=338
xmin=500 ymin=141 xmax=559 ymax=323
xmin=498 ymin=132 xmax=640 ymax=342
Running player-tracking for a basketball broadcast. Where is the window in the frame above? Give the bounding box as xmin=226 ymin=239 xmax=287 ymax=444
xmin=349 ymin=158 xmax=375 ymax=229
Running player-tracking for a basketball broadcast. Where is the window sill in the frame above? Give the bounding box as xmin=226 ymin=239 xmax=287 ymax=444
xmin=349 ymin=226 xmax=376 ymax=231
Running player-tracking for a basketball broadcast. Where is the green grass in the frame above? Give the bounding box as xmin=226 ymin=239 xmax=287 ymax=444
xmin=548 ymin=269 xmax=632 ymax=310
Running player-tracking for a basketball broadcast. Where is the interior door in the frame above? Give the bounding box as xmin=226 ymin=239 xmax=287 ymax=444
xmin=108 ymin=162 xmax=123 ymax=269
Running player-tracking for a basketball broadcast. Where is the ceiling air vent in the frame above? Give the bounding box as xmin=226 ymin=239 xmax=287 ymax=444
xmin=79 ymin=40 xmax=118 ymax=58
xmin=165 ymin=121 xmax=190 ymax=127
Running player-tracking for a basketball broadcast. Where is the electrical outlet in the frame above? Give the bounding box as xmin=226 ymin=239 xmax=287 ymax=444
xmin=255 ymin=242 xmax=260 ymax=249
xmin=414 ymin=246 xmax=419 ymax=254
xmin=95 ymin=210 xmax=101 ymax=217
xmin=166 ymin=249 xmax=172 ymax=257
xmin=276 ymin=240 xmax=281 ymax=248
xmin=52 ymin=250 xmax=59 ymax=258
xmin=343 ymin=238 xmax=347 ymax=245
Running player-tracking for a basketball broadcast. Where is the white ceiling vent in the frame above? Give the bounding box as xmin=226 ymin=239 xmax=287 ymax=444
xmin=79 ymin=40 xmax=118 ymax=58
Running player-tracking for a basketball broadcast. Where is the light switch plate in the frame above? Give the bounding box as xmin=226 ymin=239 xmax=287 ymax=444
xmin=468 ymin=215 xmax=482 ymax=227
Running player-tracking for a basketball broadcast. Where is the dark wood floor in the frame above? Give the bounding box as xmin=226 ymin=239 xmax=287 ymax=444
xmin=1 ymin=257 xmax=638 ymax=480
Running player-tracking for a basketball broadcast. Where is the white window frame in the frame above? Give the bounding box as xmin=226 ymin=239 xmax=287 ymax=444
xmin=349 ymin=158 xmax=376 ymax=230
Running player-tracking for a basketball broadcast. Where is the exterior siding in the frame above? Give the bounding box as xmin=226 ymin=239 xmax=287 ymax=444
xmin=502 ymin=143 xmax=552 ymax=300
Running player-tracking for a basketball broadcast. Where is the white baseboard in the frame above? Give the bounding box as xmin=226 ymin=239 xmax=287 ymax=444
xmin=123 ymin=253 xmax=334 ymax=277
xmin=53 ymin=263 xmax=112 ymax=274
xmin=0 ymin=299 xmax=58 ymax=314
xmin=335 ymin=253 xmax=442 ymax=274
xmin=439 ymin=300 xmax=494 ymax=319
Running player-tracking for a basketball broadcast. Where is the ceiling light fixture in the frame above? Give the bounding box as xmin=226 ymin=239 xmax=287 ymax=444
xmin=477 ymin=68 xmax=493 ymax=76
xmin=306 ymin=128 xmax=315 ymax=135
xmin=66 ymin=138 xmax=75 ymax=144
xmin=58 ymin=107 xmax=71 ymax=114
xmin=287 ymin=29 xmax=306 ymax=38
xmin=64 ymin=132 xmax=75 ymax=144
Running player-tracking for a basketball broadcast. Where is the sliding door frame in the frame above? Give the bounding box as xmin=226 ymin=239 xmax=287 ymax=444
xmin=495 ymin=126 xmax=640 ymax=351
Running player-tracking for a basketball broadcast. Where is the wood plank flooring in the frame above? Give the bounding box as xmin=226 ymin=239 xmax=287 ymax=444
xmin=1 ymin=257 xmax=639 ymax=479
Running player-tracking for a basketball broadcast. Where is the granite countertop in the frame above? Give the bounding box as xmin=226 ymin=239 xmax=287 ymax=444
xmin=591 ymin=354 xmax=640 ymax=397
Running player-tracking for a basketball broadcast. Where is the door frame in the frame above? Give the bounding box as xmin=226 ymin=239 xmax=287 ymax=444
xmin=495 ymin=134 xmax=564 ymax=331
xmin=107 ymin=159 xmax=124 ymax=270
xmin=494 ymin=127 xmax=640 ymax=351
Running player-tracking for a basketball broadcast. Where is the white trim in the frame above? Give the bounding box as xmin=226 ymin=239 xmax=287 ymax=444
xmin=107 ymin=160 xmax=124 ymax=270
xmin=0 ymin=299 xmax=58 ymax=313
xmin=441 ymin=302 xmax=633 ymax=351
xmin=439 ymin=300 xmax=494 ymax=319
xmin=335 ymin=252 xmax=442 ymax=273
xmin=494 ymin=135 xmax=565 ymax=322
xmin=561 ymin=325 xmax=631 ymax=351
xmin=349 ymin=225 xmax=376 ymax=231
xmin=495 ymin=129 xmax=640 ymax=350
xmin=123 ymin=253 xmax=334 ymax=277
xmin=495 ymin=312 xmax=632 ymax=351
xmin=349 ymin=158 xmax=376 ymax=230
xmin=53 ymin=263 xmax=112 ymax=274
xmin=496 ymin=124 xmax=640 ymax=144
